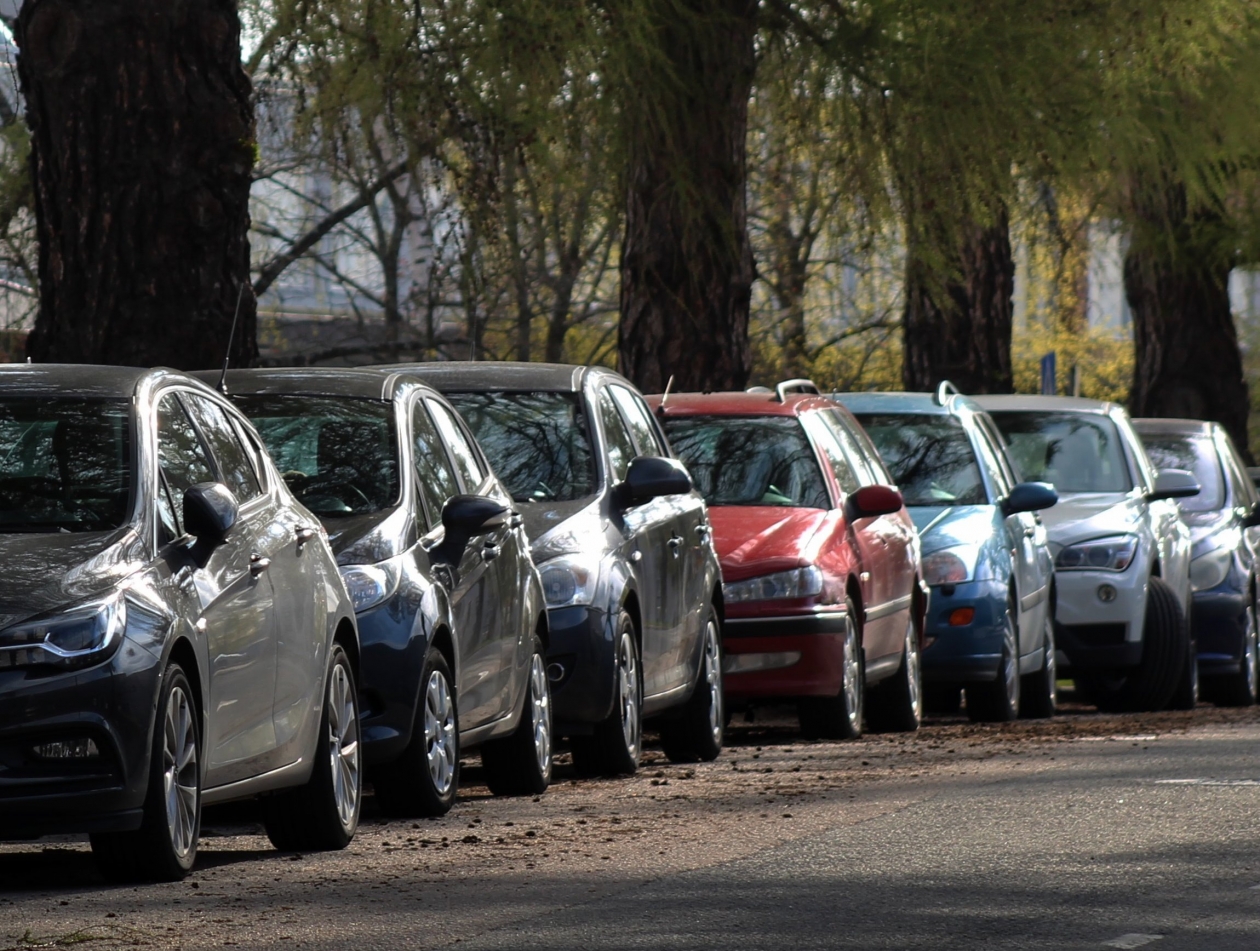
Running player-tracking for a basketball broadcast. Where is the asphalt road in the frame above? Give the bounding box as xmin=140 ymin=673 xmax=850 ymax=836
xmin=2 ymin=706 xmax=1258 ymax=950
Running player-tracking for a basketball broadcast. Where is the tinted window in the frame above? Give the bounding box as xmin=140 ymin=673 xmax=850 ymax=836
xmin=663 ymin=416 xmax=830 ymax=509
xmin=597 ymin=388 xmax=638 ymax=484
xmin=609 ymin=385 xmax=667 ymax=457
xmin=427 ymin=400 xmax=486 ymax=492
xmin=802 ymin=414 xmax=860 ymax=494
xmin=182 ymin=393 xmax=262 ymax=503
xmin=1138 ymin=432 xmax=1225 ymax=513
xmin=412 ymin=403 xmax=461 ymax=527
xmin=157 ymin=394 xmax=215 ymax=496
xmin=235 ymin=395 xmax=399 ymax=516
xmin=0 ymin=398 xmax=130 ymax=533
xmin=449 ymin=391 xmax=596 ymax=503
xmin=989 ymin=411 xmax=1133 ymax=494
xmin=855 ymin=414 xmax=988 ymax=506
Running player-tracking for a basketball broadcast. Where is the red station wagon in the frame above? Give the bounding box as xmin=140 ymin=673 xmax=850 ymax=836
xmin=651 ymin=387 xmax=927 ymax=738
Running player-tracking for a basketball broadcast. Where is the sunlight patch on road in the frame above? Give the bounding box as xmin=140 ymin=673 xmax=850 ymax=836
xmin=1102 ymin=934 xmax=1163 ymax=949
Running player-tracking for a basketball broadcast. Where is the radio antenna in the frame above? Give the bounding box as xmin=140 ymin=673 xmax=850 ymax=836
xmin=217 ymin=283 xmax=246 ymax=395
xmin=656 ymin=374 xmax=675 ymax=415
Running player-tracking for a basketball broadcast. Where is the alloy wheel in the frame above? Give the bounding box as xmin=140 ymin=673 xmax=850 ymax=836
xmin=1246 ymin=606 xmax=1258 ymax=700
xmin=424 ymin=670 xmax=457 ymax=796
xmin=842 ymin=616 xmax=862 ymax=729
xmin=617 ymin=633 xmax=641 ymax=760
xmin=904 ymin=620 xmax=923 ymax=721
xmin=163 ymin=685 xmax=199 ymax=863
xmin=703 ymin=619 xmax=723 ymax=743
xmin=529 ymin=653 xmax=552 ymax=775
xmin=327 ymin=661 xmax=361 ymax=830
xmin=1045 ymin=621 xmax=1059 ymax=706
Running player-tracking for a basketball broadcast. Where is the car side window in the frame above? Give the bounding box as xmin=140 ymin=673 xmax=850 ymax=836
xmin=426 ymin=399 xmax=486 ymax=493
xmin=803 ymin=413 xmax=861 ymax=495
xmin=1220 ymin=437 xmax=1254 ymax=508
xmin=608 ymin=385 xmax=667 ymax=457
xmin=182 ymin=393 xmax=263 ymax=504
xmin=976 ymin=417 xmax=1020 ymax=490
xmin=597 ymin=387 xmax=638 ymax=483
xmin=155 ymin=393 xmax=216 ymax=539
xmin=413 ymin=402 xmax=462 ymax=529
xmin=970 ymin=423 xmax=1013 ymax=498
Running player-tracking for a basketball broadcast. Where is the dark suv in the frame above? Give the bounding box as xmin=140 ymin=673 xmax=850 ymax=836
xmin=217 ymin=368 xmax=552 ymax=815
xmin=396 ymin=362 xmax=725 ymax=774
xmin=0 ymin=366 xmax=361 ymax=881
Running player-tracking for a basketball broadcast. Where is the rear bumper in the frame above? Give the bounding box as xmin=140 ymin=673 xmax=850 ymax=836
xmin=920 ymin=580 xmax=1007 ymax=684
xmin=721 ymin=611 xmax=847 ymax=701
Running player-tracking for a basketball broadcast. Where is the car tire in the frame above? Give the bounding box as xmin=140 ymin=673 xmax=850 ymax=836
xmin=481 ymin=635 xmax=553 ymax=796
xmin=660 ymin=606 xmax=725 ymax=763
xmin=91 ymin=663 xmax=201 ymax=883
xmin=1208 ymin=602 xmax=1258 ymax=707
xmin=1087 ymin=577 xmax=1187 ymax=713
xmin=1020 ymin=616 xmax=1058 ymax=719
xmin=262 ymin=643 xmax=362 ymax=851
xmin=797 ymin=600 xmax=864 ymax=740
xmin=923 ymin=685 xmax=962 ymax=715
xmin=373 ymin=647 xmax=460 ymax=817
xmin=571 ymin=611 xmax=642 ymax=776
xmin=966 ymin=605 xmax=1020 ymax=722
xmin=865 ymin=614 xmax=923 ymax=733
xmin=1166 ymin=634 xmax=1199 ymax=711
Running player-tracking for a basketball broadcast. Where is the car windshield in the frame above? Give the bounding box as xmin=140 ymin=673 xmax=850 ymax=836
xmin=235 ymin=395 xmax=399 ymax=516
xmin=1138 ymin=432 xmax=1225 ymax=513
xmin=988 ymin=411 xmax=1133 ymax=493
xmin=662 ymin=416 xmax=830 ymax=509
xmin=0 ymin=398 xmax=131 ymax=532
xmin=854 ymin=414 xmax=988 ymax=506
xmin=447 ymin=391 xmax=596 ymax=503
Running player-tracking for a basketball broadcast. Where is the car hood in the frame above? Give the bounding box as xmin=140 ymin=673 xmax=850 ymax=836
xmin=0 ymin=527 xmax=147 ymax=628
xmin=908 ymin=504 xmax=997 ymax=551
xmin=1035 ymin=492 xmax=1145 ymax=550
xmin=324 ymin=507 xmax=413 ymax=566
xmin=520 ymin=498 xmax=597 ymax=552
xmin=709 ymin=507 xmax=827 ymax=581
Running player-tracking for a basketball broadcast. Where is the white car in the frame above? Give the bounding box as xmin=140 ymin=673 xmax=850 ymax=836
xmin=977 ymin=396 xmax=1199 ymax=711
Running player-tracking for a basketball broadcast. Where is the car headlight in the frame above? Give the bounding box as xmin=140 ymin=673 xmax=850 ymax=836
xmin=1190 ymin=547 xmax=1233 ymax=593
xmin=339 ymin=559 xmax=403 ymax=613
xmin=723 ymin=566 xmax=823 ymax=603
xmin=922 ymin=550 xmax=970 ymax=586
xmin=0 ymin=592 xmax=127 ymax=670
xmin=1055 ymin=535 xmax=1138 ymax=572
xmin=539 ymin=555 xmax=599 ymax=608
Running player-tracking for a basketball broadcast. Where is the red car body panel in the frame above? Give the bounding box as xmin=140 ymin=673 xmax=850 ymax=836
xmin=650 ymin=391 xmax=923 ymax=703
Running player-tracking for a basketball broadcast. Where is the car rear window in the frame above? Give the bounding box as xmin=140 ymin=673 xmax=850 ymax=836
xmin=235 ymin=395 xmax=400 ymax=516
xmin=1138 ymin=432 xmax=1225 ymax=513
xmin=988 ymin=411 xmax=1133 ymax=494
xmin=854 ymin=414 xmax=988 ymax=506
xmin=662 ymin=416 xmax=829 ymax=509
xmin=0 ymin=398 xmax=131 ymax=533
xmin=447 ymin=391 xmax=597 ymax=503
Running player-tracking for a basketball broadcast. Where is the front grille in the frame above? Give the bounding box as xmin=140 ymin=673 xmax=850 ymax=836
xmin=1060 ymin=623 xmax=1127 ymax=646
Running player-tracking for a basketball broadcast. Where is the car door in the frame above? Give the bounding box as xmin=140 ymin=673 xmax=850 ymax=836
xmin=156 ymin=391 xmax=279 ymax=788
xmin=608 ymin=383 xmax=702 ymax=693
xmin=424 ymin=397 xmax=516 ymax=729
xmin=184 ymin=391 xmax=321 ymax=762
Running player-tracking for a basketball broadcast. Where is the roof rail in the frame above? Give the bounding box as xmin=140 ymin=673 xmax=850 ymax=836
xmin=933 ymin=380 xmax=961 ymax=406
xmin=746 ymin=385 xmax=773 ymax=394
xmin=775 ymin=379 xmax=820 ymax=402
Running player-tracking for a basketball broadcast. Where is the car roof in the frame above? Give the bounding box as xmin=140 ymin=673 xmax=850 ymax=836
xmin=0 ymin=364 xmax=179 ymax=399
xmin=649 ymin=391 xmax=834 ymax=418
xmin=972 ymin=394 xmax=1118 ymax=414
xmin=201 ymin=367 xmax=438 ymax=402
xmin=833 ymin=391 xmax=986 ymax=417
xmin=1131 ymin=417 xmax=1215 ymax=437
xmin=371 ymin=361 xmax=620 ymax=394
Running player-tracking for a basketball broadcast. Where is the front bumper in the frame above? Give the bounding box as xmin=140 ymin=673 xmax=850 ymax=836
xmin=545 ymin=604 xmax=615 ymax=734
xmin=920 ymin=580 xmax=1008 ymax=684
xmin=356 ymin=595 xmax=430 ymax=766
xmin=1052 ymin=566 xmax=1146 ymax=670
xmin=0 ymin=645 xmax=161 ymax=839
xmin=721 ymin=611 xmax=848 ymax=701
xmin=1192 ymin=581 xmax=1249 ymax=676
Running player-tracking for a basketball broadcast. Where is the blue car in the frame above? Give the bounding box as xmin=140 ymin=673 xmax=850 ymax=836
xmin=836 ymin=386 xmax=1059 ymax=720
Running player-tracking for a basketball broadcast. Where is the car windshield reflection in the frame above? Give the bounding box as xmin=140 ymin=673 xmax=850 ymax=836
xmin=662 ymin=416 xmax=829 ymax=508
xmin=855 ymin=414 xmax=987 ymax=506
xmin=0 ymin=398 xmax=131 ymax=533
xmin=236 ymin=395 xmax=400 ymax=516
xmin=448 ymin=391 xmax=596 ymax=503
xmin=989 ymin=411 xmax=1133 ymax=494
xmin=1140 ymin=434 xmax=1225 ymax=513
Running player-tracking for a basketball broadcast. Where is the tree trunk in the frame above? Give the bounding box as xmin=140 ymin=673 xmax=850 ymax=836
xmin=902 ymin=208 xmax=1015 ymax=394
xmin=617 ymin=0 xmax=758 ymax=393
xmin=1124 ymin=181 xmax=1250 ymax=459
xmin=17 ymin=0 xmax=256 ymax=369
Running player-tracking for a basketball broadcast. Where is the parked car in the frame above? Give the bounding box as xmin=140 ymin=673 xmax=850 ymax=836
xmin=214 ymin=367 xmax=552 ymax=816
xmin=1134 ymin=418 xmax=1260 ymax=706
xmin=977 ymin=395 xmax=1199 ymax=712
xmin=394 ymin=362 xmax=725 ymax=774
xmin=837 ymin=386 xmax=1059 ymax=721
xmin=653 ymin=383 xmax=927 ymax=738
xmin=0 ymin=366 xmax=361 ymax=881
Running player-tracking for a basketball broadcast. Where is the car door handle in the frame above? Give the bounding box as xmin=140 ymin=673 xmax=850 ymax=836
xmin=668 ymin=534 xmax=684 ymax=556
xmin=696 ymin=523 xmax=711 ymax=540
xmin=250 ymin=553 xmax=271 ymax=577
xmin=509 ymin=513 xmax=523 ymax=529
xmin=1023 ymin=526 xmax=1037 ymax=538
xmin=482 ymin=542 xmax=502 ymax=562
xmin=295 ymin=525 xmax=317 ymax=544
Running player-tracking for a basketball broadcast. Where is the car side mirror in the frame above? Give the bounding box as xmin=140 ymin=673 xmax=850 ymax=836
xmin=844 ymin=485 xmax=903 ymax=522
xmin=1243 ymin=501 xmax=1260 ymax=529
xmin=614 ymin=456 xmax=693 ymax=509
xmin=428 ymin=494 xmax=509 ymax=569
xmin=1003 ymin=481 xmax=1058 ymax=515
xmin=184 ymin=483 xmax=239 ymax=545
xmin=1148 ymin=468 xmax=1201 ymax=501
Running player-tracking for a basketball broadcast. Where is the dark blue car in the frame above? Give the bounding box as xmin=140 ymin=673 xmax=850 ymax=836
xmin=836 ymin=386 xmax=1059 ymax=721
